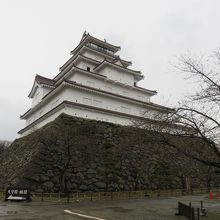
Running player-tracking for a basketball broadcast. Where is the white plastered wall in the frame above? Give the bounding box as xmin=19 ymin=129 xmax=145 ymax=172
xmin=69 ymin=71 xmax=151 ymax=102
xmin=25 ymin=85 xmax=158 ymax=127
xmin=20 ymin=104 xmax=135 ymax=137
xmin=98 ymin=66 xmax=134 ymax=86
xmin=21 ymin=108 xmax=66 ymax=137
xmin=32 ymin=87 xmax=43 ymax=107
xmin=75 ymin=60 xmax=96 ymax=72
xmin=32 ymin=86 xmax=53 ymax=108
xmin=82 ymin=50 xmax=106 ymax=62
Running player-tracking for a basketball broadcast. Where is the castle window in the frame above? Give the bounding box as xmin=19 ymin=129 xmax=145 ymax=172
xmin=87 ymin=67 xmax=90 ymax=71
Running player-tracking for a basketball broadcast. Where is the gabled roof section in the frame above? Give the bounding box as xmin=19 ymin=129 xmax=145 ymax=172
xmin=22 ymin=79 xmax=173 ymax=119
xmin=94 ymin=60 xmax=143 ymax=78
xmin=113 ymin=60 xmax=124 ymax=67
xmin=80 ymin=31 xmax=88 ymax=42
xmin=55 ymin=64 xmax=155 ymax=96
xmin=55 ymin=54 xmax=102 ymax=81
xmin=70 ymin=32 xmax=121 ymax=55
xmin=73 ymin=54 xmax=101 ymax=65
xmin=28 ymin=75 xmax=55 ymax=98
xmin=134 ymin=85 xmax=157 ymax=95
xmin=21 ymin=78 xmax=173 ymax=120
xmin=70 ymin=66 xmax=107 ymax=80
xmin=60 ymin=45 xmax=117 ymax=72
xmin=35 ymin=74 xmax=55 ymax=86
xmin=60 ymin=44 xmax=132 ymax=72
xmin=113 ymin=58 xmax=132 ymax=68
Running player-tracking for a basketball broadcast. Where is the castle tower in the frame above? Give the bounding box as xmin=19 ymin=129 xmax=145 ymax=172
xmin=19 ymin=32 xmax=173 ymax=136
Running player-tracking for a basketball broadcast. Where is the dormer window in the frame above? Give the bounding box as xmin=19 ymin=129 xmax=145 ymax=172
xmin=87 ymin=67 xmax=90 ymax=72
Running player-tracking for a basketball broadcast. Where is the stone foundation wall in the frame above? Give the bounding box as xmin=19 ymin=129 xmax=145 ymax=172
xmin=0 ymin=114 xmax=219 ymax=192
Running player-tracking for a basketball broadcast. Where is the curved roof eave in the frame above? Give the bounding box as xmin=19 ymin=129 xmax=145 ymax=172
xmin=18 ymin=101 xmax=173 ymax=135
xmin=28 ymin=81 xmax=39 ymax=98
xmin=94 ymin=60 xmax=143 ymax=77
xmin=28 ymin=75 xmax=55 ymax=98
xmin=70 ymin=33 xmax=121 ymax=55
xmin=21 ymin=79 xmax=174 ymax=119
xmin=59 ymin=45 xmax=132 ymax=72
xmin=113 ymin=58 xmax=132 ymax=68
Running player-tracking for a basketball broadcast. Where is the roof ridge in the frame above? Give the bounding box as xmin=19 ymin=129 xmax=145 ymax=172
xmin=94 ymin=59 xmax=142 ymax=75
xmin=86 ymin=33 xmax=121 ymax=49
xmin=36 ymin=74 xmax=54 ymax=80
xmin=35 ymin=74 xmax=55 ymax=86
xmin=71 ymin=34 xmax=121 ymax=55
xmin=134 ymin=85 xmax=157 ymax=94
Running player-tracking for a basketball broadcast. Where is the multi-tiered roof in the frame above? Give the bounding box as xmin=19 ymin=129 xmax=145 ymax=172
xmin=19 ymin=32 xmax=173 ymax=135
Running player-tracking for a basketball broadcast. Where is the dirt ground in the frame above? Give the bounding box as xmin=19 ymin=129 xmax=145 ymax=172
xmin=0 ymin=194 xmax=220 ymax=220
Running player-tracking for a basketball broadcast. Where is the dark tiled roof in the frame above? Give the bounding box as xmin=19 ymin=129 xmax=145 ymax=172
xmin=54 ymin=64 xmax=107 ymax=84
xmin=86 ymin=33 xmax=121 ymax=49
xmin=94 ymin=60 xmax=142 ymax=76
xmin=28 ymin=75 xmax=55 ymax=98
xmin=71 ymin=33 xmax=121 ymax=55
xmin=20 ymin=108 xmax=32 ymax=118
xmin=60 ymin=41 xmax=130 ymax=72
xmin=23 ymin=78 xmax=173 ymax=119
xmin=134 ymin=85 xmax=157 ymax=94
xmin=55 ymin=54 xmax=102 ymax=81
xmin=112 ymin=57 xmax=132 ymax=67
xmin=72 ymin=65 xmax=107 ymax=79
xmin=35 ymin=75 xmax=55 ymax=86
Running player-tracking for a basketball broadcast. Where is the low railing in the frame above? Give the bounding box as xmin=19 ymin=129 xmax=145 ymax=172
xmin=87 ymin=43 xmax=119 ymax=58
xmin=177 ymin=202 xmax=195 ymax=220
xmin=0 ymin=187 xmax=218 ymax=202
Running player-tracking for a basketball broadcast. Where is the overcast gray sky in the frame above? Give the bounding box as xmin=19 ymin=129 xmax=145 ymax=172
xmin=0 ymin=0 xmax=220 ymax=141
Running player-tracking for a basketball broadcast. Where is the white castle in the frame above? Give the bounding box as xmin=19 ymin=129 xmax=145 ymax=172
xmin=19 ymin=32 xmax=173 ymax=136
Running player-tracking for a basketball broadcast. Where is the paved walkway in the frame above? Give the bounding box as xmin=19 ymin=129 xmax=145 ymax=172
xmin=0 ymin=194 xmax=220 ymax=220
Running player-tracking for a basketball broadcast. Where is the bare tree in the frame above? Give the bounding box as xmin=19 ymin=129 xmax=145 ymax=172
xmin=152 ymin=50 xmax=220 ymax=168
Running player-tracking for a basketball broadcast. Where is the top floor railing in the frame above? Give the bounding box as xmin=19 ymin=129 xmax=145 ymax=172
xmin=87 ymin=43 xmax=119 ymax=58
